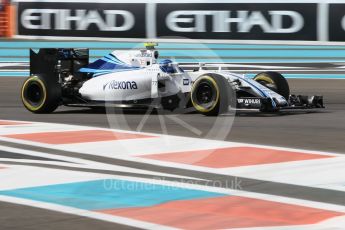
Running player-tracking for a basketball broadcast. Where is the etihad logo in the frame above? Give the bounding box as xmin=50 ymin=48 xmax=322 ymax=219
xmin=103 ymin=81 xmax=138 ymax=90
xmin=166 ymin=10 xmax=304 ymax=34
xmin=21 ymin=9 xmax=135 ymax=31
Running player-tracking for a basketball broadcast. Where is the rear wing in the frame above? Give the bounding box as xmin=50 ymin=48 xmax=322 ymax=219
xmin=30 ymin=48 xmax=89 ymax=81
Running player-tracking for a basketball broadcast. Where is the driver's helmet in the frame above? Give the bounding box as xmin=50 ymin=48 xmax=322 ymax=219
xmin=159 ymin=59 xmax=176 ymax=73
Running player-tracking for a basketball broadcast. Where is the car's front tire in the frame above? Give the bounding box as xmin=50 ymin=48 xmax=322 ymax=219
xmin=21 ymin=75 xmax=61 ymax=113
xmin=254 ymin=72 xmax=290 ymax=100
xmin=191 ymin=74 xmax=232 ymax=116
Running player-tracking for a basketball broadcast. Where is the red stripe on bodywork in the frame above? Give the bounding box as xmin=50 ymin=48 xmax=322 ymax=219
xmin=3 ymin=130 xmax=153 ymax=144
xmin=98 ymin=196 xmax=343 ymax=229
xmin=142 ymin=147 xmax=333 ymax=168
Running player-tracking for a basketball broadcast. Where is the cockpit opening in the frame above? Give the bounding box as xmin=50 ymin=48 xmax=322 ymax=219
xmin=159 ymin=59 xmax=184 ymax=74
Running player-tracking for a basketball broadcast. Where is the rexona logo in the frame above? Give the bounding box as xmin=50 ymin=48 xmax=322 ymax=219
xmin=103 ymin=81 xmax=138 ymax=90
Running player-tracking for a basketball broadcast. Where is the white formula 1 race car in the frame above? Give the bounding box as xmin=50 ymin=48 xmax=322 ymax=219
xmin=21 ymin=43 xmax=324 ymax=116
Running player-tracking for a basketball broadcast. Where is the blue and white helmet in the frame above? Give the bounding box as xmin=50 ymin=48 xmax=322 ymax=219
xmin=159 ymin=59 xmax=184 ymax=74
xmin=159 ymin=59 xmax=174 ymax=73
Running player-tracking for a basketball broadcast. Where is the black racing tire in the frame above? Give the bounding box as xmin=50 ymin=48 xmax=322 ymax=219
xmin=191 ymin=74 xmax=233 ymax=116
xmin=253 ymin=72 xmax=290 ymax=100
xmin=21 ymin=75 xmax=61 ymax=113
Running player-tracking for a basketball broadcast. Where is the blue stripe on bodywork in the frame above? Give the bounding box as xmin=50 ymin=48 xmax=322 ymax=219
xmin=79 ymin=52 xmax=139 ymax=76
xmin=0 ymin=179 xmax=226 ymax=210
xmin=239 ymin=76 xmax=277 ymax=108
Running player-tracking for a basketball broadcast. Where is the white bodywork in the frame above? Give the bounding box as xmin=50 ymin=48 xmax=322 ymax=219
xmin=79 ymin=49 xmax=288 ymax=107
xmin=80 ymin=65 xmax=191 ymax=101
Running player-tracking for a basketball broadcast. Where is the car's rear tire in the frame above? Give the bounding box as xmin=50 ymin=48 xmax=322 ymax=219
xmin=254 ymin=72 xmax=290 ymax=100
xmin=21 ymin=75 xmax=61 ymax=113
xmin=191 ymin=74 xmax=233 ymax=116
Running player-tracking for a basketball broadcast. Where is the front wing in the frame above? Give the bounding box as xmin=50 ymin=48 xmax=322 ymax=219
xmin=236 ymin=95 xmax=324 ymax=111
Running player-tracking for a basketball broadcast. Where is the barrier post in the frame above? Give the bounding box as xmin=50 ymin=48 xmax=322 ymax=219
xmin=0 ymin=2 xmax=15 ymax=38
xmin=5 ymin=4 xmax=15 ymax=37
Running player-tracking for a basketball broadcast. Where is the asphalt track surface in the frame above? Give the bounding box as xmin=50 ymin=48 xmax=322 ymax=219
xmin=1 ymin=77 xmax=345 ymax=229
xmin=1 ymin=77 xmax=345 ymax=152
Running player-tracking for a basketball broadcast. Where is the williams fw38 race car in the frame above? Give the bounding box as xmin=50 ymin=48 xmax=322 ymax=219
xmin=21 ymin=43 xmax=324 ymax=116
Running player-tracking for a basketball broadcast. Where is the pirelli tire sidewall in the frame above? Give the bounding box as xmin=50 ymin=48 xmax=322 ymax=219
xmin=191 ymin=74 xmax=232 ymax=116
xmin=21 ymin=75 xmax=61 ymax=113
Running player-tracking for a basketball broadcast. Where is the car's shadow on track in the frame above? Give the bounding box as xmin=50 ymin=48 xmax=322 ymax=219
xmin=54 ymin=107 xmax=171 ymax=115
xmin=53 ymin=107 xmax=329 ymax=117
xmin=235 ymin=110 xmax=329 ymax=117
